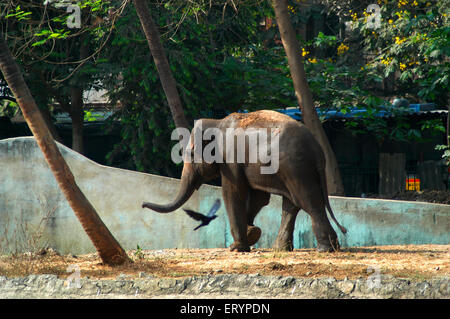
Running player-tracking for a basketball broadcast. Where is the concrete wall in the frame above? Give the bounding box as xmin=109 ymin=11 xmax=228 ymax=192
xmin=0 ymin=137 xmax=449 ymax=254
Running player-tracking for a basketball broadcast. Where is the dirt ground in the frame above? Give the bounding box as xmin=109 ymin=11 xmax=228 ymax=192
xmin=0 ymin=244 xmax=448 ymax=282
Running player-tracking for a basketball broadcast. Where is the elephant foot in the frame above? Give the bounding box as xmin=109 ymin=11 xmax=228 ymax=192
xmin=273 ymin=230 xmax=294 ymax=251
xmin=272 ymin=240 xmax=294 ymax=251
xmin=316 ymin=236 xmax=340 ymax=253
xmin=316 ymin=243 xmax=334 ymax=252
xmin=247 ymin=225 xmax=261 ymax=246
xmin=229 ymin=242 xmax=251 ymax=252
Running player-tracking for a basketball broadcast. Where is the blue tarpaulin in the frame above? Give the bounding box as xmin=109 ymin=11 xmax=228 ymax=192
xmin=276 ymin=103 xmax=440 ymax=121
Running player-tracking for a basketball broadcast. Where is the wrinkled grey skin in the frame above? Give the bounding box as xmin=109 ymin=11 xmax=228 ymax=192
xmin=143 ymin=110 xmax=346 ymax=252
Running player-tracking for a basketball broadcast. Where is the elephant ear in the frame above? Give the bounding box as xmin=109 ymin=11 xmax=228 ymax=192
xmin=186 ymin=118 xmax=224 ymax=168
xmin=184 ymin=119 xmax=207 ymax=163
xmin=203 ymin=127 xmax=226 ymax=165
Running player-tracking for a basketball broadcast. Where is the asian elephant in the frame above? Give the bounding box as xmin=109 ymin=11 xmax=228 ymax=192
xmin=142 ymin=110 xmax=347 ymax=252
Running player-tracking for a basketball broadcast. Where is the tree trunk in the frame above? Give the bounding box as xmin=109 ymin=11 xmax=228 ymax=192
xmin=133 ymin=0 xmax=189 ymax=130
xmin=271 ymin=0 xmax=345 ymax=195
xmin=69 ymin=37 xmax=89 ymax=154
xmin=0 ymin=36 xmax=129 ymax=266
xmin=39 ymin=106 xmax=63 ymax=143
xmin=70 ymin=87 xmax=84 ymax=154
xmin=445 ymin=99 xmax=449 ymax=176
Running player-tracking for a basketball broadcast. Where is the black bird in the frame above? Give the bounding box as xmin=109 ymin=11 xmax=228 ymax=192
xmin=183 ymin=199 xmax=221 ymax=231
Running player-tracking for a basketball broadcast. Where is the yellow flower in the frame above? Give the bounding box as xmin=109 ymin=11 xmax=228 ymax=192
xmin=399 ymin=63 xmax=406 ymax=70
xmin=308 ymin=57 xmax=317 ymax=63
xmin=388 ymin=19 xmax=393 ymax=24
xmin=395 ymin=36 xmax=406 ymax=45
xmin=301 ymin=48 xmax=309 ymax=57
xmin=398 ymin=0 xmax=408 ymax=8
xmin=381 ymin=57 xmax=393 ymax=66
xmin=337 ymin=43 xmax=349 ymax=55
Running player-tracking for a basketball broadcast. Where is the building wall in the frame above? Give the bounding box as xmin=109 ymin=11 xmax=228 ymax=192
xmin=0 ymin=137 xmax=448 ymax=254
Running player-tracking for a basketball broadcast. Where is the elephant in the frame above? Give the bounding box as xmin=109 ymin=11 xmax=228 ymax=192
xmin=142 ymin=110 xmax=347 ymax=252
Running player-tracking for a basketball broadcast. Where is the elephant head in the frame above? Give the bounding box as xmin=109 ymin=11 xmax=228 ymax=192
xmin=142 ymin=119 xmax=221 ymax=213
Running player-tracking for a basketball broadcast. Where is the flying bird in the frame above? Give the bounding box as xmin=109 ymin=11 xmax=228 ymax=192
xmin=183 ymin=199 xmax=221 ymax=231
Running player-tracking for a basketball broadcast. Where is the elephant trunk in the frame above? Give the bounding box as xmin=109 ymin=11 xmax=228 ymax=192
xmin=142 ymin=163 xmax=199 ymax=213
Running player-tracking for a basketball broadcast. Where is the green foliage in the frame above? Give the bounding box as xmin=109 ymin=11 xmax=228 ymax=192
xmin=100 ymin=1 xmax=295 ymax=175
xmin=352 ymin=0 xmax=450 ymax=106
xmin=133 ymin=244 xmax=144 ymax=260
xmin=0 ymin=100 xmax=19 ymax=118
xmin=294 ymin=0 xmax=449 ymax=144
xmin=1 ymin=0 xmax=115 ymax=116
xmin=83 ymin=110 xmax=98 ymax=122
xmin=5 ymin=5 xmax=32 ymax=21
xmin=435 ymin=143 xmax=450 ymax=165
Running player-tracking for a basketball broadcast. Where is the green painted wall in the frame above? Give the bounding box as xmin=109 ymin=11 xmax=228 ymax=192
xmin=0 ymin=137 xmax=449 ymax=255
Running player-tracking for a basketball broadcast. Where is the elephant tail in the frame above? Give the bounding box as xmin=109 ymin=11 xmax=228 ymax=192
xmin=318 ymin=168 xmax=347 ymax=235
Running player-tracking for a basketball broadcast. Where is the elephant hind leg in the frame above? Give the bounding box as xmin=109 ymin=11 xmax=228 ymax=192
xmin=284 ymin=174 xmax=339 ymax=252
xmin=273 ymin=197 xmax=299 ymax=251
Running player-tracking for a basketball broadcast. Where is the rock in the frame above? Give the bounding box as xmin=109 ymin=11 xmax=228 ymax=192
xmin=337 ymin=280 xmax=355 ymax=295
xmin=158 ymin=278 xmax=177 ymax=289
xmin=439 ymin=282 xmax=449 ymax=296
xmin=116 ymin=273 xmax=126 ymax=280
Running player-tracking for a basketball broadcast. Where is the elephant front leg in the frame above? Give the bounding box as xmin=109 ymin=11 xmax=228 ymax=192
xmin=246 ymin=190 xmax=270 ymax=246
xmin=273 ymin=197 xmax=299 ymax=251
xmin=222 ymin=179 xmax=250 ymax=252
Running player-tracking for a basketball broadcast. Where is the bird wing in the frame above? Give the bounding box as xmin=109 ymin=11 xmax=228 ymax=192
xmin=183 ymin=209 xmax=206 ymax=221
xmin=206 ymin=199 xmax=221 ymax=217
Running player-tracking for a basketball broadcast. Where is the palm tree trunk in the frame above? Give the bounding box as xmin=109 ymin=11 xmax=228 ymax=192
xmin=133 ymin=0 xmax=189 ymax=130
xmin=271 ymin=0 xmax=345 ymax=195
xmin=0 ymin=36 xmax=129 ymax=266
xmin=39 ymin=106 xmax=63 ymax=143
